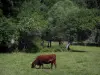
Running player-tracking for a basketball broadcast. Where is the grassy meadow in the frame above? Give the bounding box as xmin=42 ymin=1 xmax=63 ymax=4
xmin=0 ymin=43 xmax=100 ymax=75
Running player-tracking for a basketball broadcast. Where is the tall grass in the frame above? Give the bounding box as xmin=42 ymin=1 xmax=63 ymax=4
xmin=0 ymin=44 xmax=100 ymax=75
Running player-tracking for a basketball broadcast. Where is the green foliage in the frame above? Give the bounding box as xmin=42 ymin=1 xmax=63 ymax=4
xmin=0 ymin=0 xmax=100 ymax=52
xmin=48 ymin=0 xmax=100 ymax=41
xmin=0 ymin=17 xmax=17 ymax=43
xmin=40 ymin=45 xmax=66 ymax=52
xmin=47 ymin=0 xmax=78 ymax=40
xmin=0 ymin=9 xmax=3 ymax=17
xmin=71 ymin=0 xmax=100 ymax=9
xmin=38 ymin=41 xmax=66 ymax=52
xmin=16 ymin=0 xmax=49 ymax=52
xmin=17 ymin=0 xmax=48 ymax=33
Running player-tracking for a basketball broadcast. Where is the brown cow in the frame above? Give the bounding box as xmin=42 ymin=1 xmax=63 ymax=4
xmin=31 ymin=54 xmax=56 ymax=69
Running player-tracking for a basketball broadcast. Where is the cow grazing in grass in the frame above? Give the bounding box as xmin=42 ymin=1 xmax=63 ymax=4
xmin=31 ymin=54 xmax=56 ymax=69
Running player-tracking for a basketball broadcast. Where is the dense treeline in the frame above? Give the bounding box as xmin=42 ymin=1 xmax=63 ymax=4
xmin=0 ymin=0 xmax=100 ymax=52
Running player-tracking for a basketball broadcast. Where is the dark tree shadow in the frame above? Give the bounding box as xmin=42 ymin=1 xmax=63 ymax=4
xmin=0 ymin=40 xmax=10 ymax=53
xmin=70 ymin=49 xmax=87 ymax=52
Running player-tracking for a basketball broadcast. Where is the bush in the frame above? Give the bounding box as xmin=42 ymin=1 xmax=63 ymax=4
xmin=40 ymin=45 xmax=66 ymax=52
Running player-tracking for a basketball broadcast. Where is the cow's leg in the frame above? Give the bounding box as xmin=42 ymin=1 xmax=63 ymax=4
xmin=39 ymin=65 xmax=41 ymax=69
xmin=39 ymin=64 xmax=43 ymax=69
xmin=51 ymin=63 xmax=53 ymax=69
xmin=54 ymin=61 xmax=57 ymax=68
xmin=41 ymin=64 xmax=44 ymax=69
xmin=34 ymin=64 xmax=36 ymax=68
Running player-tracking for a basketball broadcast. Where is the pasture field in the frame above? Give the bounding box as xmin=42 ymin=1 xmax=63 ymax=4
xmin=0 ymin=45 xmax=100 ymax=75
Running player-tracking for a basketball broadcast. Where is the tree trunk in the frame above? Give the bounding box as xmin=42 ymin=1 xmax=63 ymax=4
xmin=41 ymin=40 xmax=44 ymax=48
xmin=47 ymin=40 xmax=52 ymax=48
xmin=66 ymin=42 xmax=70 ymax=51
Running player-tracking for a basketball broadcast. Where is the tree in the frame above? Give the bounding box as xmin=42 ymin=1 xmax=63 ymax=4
xmin=0 ymin=17 xmax=18 ymax=52
xmin=71 ymin=0 xmax=100 ymax=9
xmin=48 ymin=0 xmax=100 ymax=50
xmin=17 ymin=0 xmax=48 ymax=52
xmin=48 ymin=0 xmax=79 ymax=50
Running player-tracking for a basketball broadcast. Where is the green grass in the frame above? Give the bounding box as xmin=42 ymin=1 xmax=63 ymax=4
xmin=0 ymin=45 xmax=100 ymax=75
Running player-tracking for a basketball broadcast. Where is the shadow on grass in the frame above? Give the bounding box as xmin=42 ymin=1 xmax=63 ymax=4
xmin=70 ymin=49 xmax=87 ymax=52
xmin=35 ymin=67 xmax=51 ymax=69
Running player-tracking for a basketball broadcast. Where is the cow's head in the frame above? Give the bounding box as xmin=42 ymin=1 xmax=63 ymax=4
xmin=31 ymin=59 xmax=37 ymax=68
xmin=31 ymin=62 xmax=35 ymax=68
